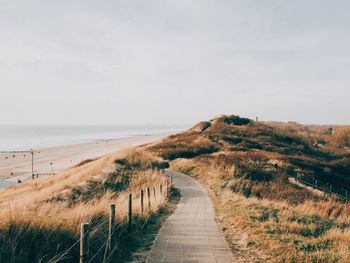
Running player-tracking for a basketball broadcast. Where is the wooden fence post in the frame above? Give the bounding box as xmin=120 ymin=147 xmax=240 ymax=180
xmin=170 ymin=174 xmax=173 ymax=184
xmin=108 ymin=204 xmax=116 ymax=253
xmin=160 ymin=184 xmax=163 ymax=196
xmin=165 ymin=179 xmax=169 ymax=197
xmin=153 ymin=186 xmax=156 ymax=200
xmin=140 ymin=189 xmax=144 ymax=215
xmin=315 ymin=179 xmax=317 ymax=188
xmin=103 ymin=204 xmax=116 ymax=263
xmin=128 ymin=194 xmax=132 ymax=233
xmin=147 ymin=187 xmax=151 ymax=211
xmin=80 ymin=223 xmax=89 ymax=263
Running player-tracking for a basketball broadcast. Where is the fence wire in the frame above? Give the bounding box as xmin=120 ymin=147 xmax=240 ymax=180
xmin=39 ymin=172 xmax=170 ymax=263
xmin=292 ymin=174 xmax=349 ymax=201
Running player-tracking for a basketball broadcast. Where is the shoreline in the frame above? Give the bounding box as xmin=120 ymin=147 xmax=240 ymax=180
xmin=0 ymin=133 xmax=169 ymax=188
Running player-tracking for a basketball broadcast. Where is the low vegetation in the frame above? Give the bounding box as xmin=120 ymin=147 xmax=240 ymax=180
xmin=0 ymin=149 xmax=172 ymax=263
xmin=146 ymin=114 xmax=350 ymax=262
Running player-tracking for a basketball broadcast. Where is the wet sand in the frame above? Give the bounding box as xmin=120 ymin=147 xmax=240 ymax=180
xmin=0 ymin=133 xmax=167 ymax=186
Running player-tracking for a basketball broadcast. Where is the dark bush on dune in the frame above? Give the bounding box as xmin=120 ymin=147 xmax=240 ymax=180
xmin=245 ymin=168 xmax=275 ymax=182
xmin=220 ymin=115 xmax=251 ymax=126
xmin=162 ymin=145 xmax=219 ymax=160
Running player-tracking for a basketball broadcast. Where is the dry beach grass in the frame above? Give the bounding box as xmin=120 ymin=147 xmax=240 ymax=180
xmin=147 ymin=115 xmax=350 ymax=262
xmin=1 ymin=115 xmax=349 ymax=262
xmin=171 ymin=158 xmax=350 ymax=262
xmin=0 ymin=149 xmax=171 ymax=262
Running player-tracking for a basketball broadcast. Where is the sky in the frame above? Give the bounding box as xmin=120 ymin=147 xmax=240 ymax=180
xmin=0 ymin=0 xmax=349 ymax=125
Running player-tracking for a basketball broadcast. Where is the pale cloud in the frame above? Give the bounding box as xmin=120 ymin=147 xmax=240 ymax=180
xmin=0 ymin=0 xmax=349 ymax=125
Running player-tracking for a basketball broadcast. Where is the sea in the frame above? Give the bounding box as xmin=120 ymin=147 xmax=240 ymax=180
xmin=0 ymin=124 xmax=187 ymax=151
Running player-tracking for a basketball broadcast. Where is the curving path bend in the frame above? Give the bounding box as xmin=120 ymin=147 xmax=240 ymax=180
xmin=147 ymin=171 xmax=234 ymax=263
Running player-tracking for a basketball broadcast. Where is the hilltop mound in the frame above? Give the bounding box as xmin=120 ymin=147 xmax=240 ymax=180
xmin=149 ymin=114 xmax=350 ymax=197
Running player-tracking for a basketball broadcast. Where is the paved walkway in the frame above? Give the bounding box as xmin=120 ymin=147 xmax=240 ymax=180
xmin=147 ymin=171 xmax=234 ymax=263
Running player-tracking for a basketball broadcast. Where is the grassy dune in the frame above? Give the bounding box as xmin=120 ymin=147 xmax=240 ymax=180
xmin=0 ymin=149 xmax=171 ymax=262
xmin=2 ymin=115 xmax=349 ymax=262
xmin=147 ymin=115 xmax=350 ymax=262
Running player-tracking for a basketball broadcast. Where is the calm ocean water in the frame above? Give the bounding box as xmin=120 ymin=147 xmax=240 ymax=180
xmin=0 ymin=125 xmax=187 ymax=151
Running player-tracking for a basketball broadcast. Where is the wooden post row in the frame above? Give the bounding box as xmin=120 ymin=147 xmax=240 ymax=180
xmin=80 ymin=223 xmax=89 ymax=263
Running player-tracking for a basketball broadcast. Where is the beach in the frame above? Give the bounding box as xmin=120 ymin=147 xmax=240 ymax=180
xmin=0 ymin=133 xmax=168 ymax=187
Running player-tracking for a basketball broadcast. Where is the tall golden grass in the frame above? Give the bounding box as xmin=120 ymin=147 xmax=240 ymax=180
xmin=0 ymin=148 xmax=170 ymax=262
xmin=171 ymin=157 xmax=350 ymax=262
xmin=331 ymin=126 xmax=350 ymax=148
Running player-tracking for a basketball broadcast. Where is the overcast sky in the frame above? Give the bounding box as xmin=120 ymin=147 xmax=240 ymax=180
xmin=0 ymin=0 xmax=349 ymax=125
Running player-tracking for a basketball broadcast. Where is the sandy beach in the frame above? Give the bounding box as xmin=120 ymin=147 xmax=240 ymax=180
xmin=0 ymin=133 xmax=168 ymax=187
